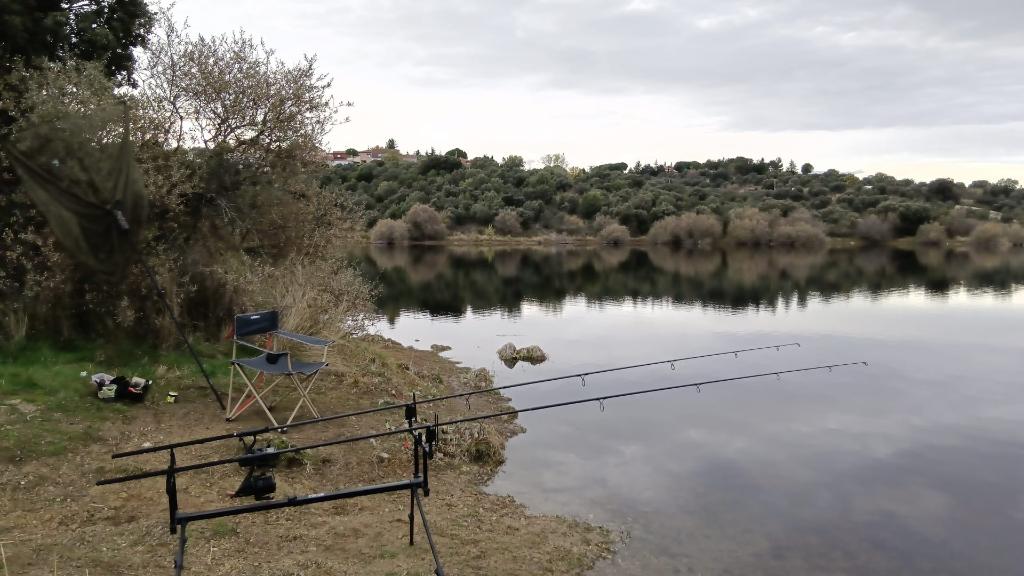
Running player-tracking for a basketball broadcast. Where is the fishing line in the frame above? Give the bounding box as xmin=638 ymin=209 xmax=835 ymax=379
xmin=98 ymin=360 xmax=865 ymax=486
xmin=111 ymin=342 xmax=800 ymax=458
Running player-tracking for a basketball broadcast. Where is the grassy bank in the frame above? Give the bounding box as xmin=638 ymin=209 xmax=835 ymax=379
xmin=0 ymin=341 xmax=223 ymax=461
xmin=0 ymin=336 xmax=613 ymax=575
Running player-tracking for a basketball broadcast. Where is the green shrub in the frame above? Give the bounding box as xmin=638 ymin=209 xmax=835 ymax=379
xmin=369 ymin=219 xmax=409 ymax=244
xmin=403 ymin=204 xmax=448 ymax=241
xmin=597 ymin=224 xmax=629 ymax=245
xmin=915 ymin=222 xmax=947 ymax=247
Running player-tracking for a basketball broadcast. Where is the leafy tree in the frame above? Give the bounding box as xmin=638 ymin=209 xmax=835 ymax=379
xmin=0 ymin=0 xmax=154 ymax=82
xmin=926 ymin=178 xmax=957 ymax=203
xmin=578 ymin=189 xmax=606 ymax=219
xmin=500 ymin=155 xmax=524 ymax=170
xmin=137 ymin=13 xmax=339 ymax=162
xmin=801 ymin=162 xmax=814 ymax=175
xmin=418 ymin=154 xmax=463 ymax=175
xmin=385 ymin=138 xmax=397 ymax=149
xmin=345 ymin=147 xmax=360 ymax=155
xmin=445 ymin=147 xmax=468 ymax=159
xmin=541 ymin=153 xmax=567 ymax=168
xmin=787 ymin=160 xmax=798 ymax=174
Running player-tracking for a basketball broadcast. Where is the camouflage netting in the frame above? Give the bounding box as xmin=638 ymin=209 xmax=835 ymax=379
xmin=4 ymin=105 xmax=147 ymax=273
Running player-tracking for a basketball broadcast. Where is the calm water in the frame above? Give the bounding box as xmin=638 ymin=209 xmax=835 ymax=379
xmin=351 ymin=245 xmax=1024 ymax=575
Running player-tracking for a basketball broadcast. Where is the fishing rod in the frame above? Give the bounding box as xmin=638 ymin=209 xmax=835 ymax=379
xmin=97 ymin=360 xmax=865 ymax=486
xmin=110 ymin=342 xmax=801 ymax=459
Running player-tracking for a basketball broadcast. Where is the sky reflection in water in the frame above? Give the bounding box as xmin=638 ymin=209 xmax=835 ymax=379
xmin=352 ymin=246 xmax=1024 ymax=575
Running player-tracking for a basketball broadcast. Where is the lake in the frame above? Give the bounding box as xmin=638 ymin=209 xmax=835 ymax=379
xmin=350 ymin=245 xmax=1024 ymax=575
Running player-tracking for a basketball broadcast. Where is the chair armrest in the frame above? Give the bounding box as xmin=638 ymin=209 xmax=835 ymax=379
xmin=274 ymin=330 xmax=335 ymax=348
xmin=234 ymin=339 xmax=275 ymax=355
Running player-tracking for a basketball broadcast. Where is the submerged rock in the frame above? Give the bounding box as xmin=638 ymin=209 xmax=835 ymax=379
xmin=495 ymin=342 xmax=549 ymax=366
xmin=497 ymin=342 xmax=518 ymax=362
xmin=516 ymin=345 xmax=548 ymax=364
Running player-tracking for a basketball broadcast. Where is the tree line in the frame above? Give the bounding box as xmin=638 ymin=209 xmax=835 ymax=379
xmin=321 ymin=153 xmax=1024 ymax=245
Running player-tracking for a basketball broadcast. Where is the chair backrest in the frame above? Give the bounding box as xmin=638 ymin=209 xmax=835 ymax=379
xmin=235 ymin=310 xmax=280 ymax=339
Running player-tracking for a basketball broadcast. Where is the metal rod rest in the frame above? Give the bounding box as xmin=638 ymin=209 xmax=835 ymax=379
xmin=176 ymin=478 xmax=423 ymax=524
xmin=111 ymin=343 xmax=801 ymax=458
xmin=415 ymin=490 xmax=446 ymax=576
xmin=97 ymin=361 xmax=866 ymax=486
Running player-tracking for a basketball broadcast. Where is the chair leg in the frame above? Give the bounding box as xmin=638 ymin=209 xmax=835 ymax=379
xmin=285 ymin=372 xmax=322 ymax=425
xmin=229 ymin=367 xmax=280 ymax=427
xmin=226 ymin=342 xmax=237 ymax=418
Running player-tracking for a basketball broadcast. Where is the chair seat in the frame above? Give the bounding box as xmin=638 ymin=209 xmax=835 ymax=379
xmin=233 ymin=352 xmax=327 ymax=375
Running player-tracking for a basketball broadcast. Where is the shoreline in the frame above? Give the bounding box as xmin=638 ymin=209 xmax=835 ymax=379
xmin=0 ymin=336 xmax=614 ymax=575
xmin=355 ymin=232 xmax=990 ymax=252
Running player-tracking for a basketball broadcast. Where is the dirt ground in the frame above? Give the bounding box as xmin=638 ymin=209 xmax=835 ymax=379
xmin=0 ymin=336 xmax=613 ymax=575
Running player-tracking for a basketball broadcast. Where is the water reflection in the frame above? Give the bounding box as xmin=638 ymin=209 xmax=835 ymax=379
xmin=351 ymin=246 xmax=1024 ymax=322
xmin=354 ymin=245 xmax=1024 ymax=575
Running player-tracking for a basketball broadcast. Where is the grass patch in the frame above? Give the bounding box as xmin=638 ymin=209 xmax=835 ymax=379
xmin=0 ymin=339 xmax=228 ymax=462
xmin=208 ymin=520 xmax=239 ymax=539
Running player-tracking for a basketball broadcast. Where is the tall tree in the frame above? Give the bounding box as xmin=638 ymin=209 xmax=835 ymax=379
xmin=385 ymin=138 xmax=397 ymax=149
xmin=541 ymin=153 xmax=567 ymax=168
xmin=801 ymin=162 xmax=814 ymax=175
xmin=0 ymin=0 xmax=154 ymax=82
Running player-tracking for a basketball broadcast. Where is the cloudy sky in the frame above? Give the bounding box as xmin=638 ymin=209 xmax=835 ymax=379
xmin=173 ymin=0 xmax=1023 ymax=182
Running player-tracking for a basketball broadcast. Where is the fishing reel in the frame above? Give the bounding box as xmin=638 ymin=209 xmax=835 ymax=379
xmin=232 ymin=438 xmax=280 ymax=501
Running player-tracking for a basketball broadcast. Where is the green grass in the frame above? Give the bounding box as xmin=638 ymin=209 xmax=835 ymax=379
xmin=207 ymin=520 xmax=240 ymax=539
xmin=0 ymin=339 xmax=229 ymax=461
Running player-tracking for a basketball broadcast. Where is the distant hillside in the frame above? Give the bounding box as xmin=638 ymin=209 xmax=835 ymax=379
xmin=321 ymin=154 xmax=1023 ymax=239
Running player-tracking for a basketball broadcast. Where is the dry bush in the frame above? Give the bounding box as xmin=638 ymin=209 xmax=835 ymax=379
xmin=772 ymin=221 xmax=827 ymax=249
xmin=597 ymin=223 xmax=629 ymax=245
xmin=945 ymin=214 xmax=980 ymax=238
xmin=726 ymin=208 xmax=826 ymax=249
xmin=772 ymin=210 xmax=827 ymax=249
xmin=463 ymin=427 xmax=506 ymax=467
xmin=855 ymin=215 xmax=893 ymax=244
xmin=1006 ymin=224 xmax=1024 ymax=247
xmin=493 ymin=210 xmax=523 ymax=236
xmin=591 ymin=214 xmax=617 ymax=235
xmin=969 ymin=222 xmax=1010 ymax=252
xmin=647 ymin=213 xmax=722 ymax=247
xmin=559 ymin=214 xmax=586 ymax=236
xmin=369 ymin=219 xmax=409 ymax=244
xmin=916 ymin=222 xmax=947 ymax=247
xmin=238 ymin=256 xmax=377 ymax=340
xmin=726 ymin=207 xmax=773 ymax=246
xmin=403 ymin=204 xmax=448 ymax=241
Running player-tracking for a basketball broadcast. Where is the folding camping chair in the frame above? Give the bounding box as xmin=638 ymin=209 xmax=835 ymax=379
xmin=226 ymin=310 xmax=335 ymax=426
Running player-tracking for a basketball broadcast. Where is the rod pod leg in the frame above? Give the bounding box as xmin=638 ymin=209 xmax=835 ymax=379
xmin=414 ymin=490 xmax=446 ymax=576
xmin=173 ymin=523 xmax=188 ymax=576
xmin=409 ymin=430 xmax=421 ymax=546
xmin=409 ymin=487 xmax=416 ymax=545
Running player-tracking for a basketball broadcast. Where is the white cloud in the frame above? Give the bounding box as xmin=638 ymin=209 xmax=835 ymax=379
xmin=170 ymin=0 xmax=1024 ymax=182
